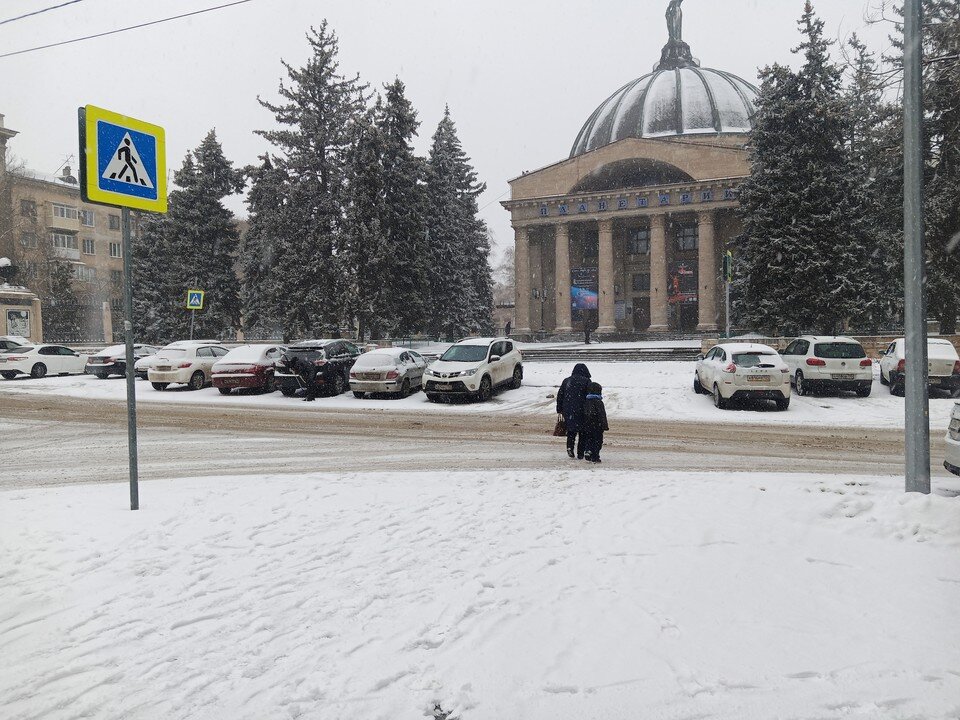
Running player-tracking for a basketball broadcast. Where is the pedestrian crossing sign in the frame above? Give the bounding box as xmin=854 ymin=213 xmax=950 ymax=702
xmin=79 ymin=104 xmax=167 ymax=213
xmin=186 ymin=290 xmax=205 ymax=311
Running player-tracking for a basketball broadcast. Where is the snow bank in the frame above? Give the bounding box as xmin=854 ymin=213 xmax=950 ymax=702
xmin=2 ymin=470 xmax=959 ymax=719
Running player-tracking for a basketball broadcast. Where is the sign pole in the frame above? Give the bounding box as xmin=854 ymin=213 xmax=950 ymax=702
xmin=121 ymin=206 xmax=140 ymax=510
xmin=189 ymin=308 xmax=195 ymax=341
xmin=903 ymin=0 xmax=931 ymax=494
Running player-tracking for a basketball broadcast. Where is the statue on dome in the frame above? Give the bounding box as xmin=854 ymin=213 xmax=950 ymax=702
xmin=666 ymin=0 xmax=683 ymax=45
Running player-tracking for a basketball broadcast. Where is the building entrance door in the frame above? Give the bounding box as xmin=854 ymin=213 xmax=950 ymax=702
xmin=678 ymin=303 xmax=698 ymax=331
xmin=632 ymin=298 xmax=650 ymax=331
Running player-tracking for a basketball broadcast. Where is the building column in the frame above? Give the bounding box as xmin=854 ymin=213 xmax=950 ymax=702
xmin=648 ymin=213 xmax=669 ymax=332
xmin=554 ymin=223 xmax=572 ymax=332
xmin=514 ymin=226 xmax=532 ymax=334
xmin=597 ymin=218 xmax=616 ymax=333
xmin=696 ymin=210 xmax=718 ymax=332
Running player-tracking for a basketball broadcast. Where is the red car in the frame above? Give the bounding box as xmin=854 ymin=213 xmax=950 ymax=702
xmin=212 ymin=344 xmax=286 ymax=395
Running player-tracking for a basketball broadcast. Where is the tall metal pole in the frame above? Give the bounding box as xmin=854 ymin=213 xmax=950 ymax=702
xmin=121 ymin=207 xmax=140 ymax=509
xmin=903 ymin=0 xmax=931 ymax=494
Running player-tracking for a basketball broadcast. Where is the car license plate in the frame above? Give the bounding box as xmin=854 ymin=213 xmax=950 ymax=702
xmin=436 ymin=383 xmax=452 ymax=391
xmin=746 ymin=375 xmax=770 ymax=383
xmin=832 ymin=374 xmax=855 ymax=380
xmin=361 ymin=373 xmax=380 ymax=380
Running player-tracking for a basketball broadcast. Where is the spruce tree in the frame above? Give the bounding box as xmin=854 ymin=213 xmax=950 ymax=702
xmin=425 ymin=107 xmax=493 ymax=339
xmin=256 ymin=22 xmax=367 ymax=340
xmin=735 ymin=2 xmax=877 ymax=335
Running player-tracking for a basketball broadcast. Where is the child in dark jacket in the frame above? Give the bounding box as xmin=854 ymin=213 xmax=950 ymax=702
xmin=582 ymin=382 xmax=609 ymax=463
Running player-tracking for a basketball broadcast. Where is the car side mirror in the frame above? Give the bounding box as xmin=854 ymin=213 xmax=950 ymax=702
xmin=696 ymin=354 xmax=704 ymax=361
xmin=878 ymin=350 xmax=886 ymax=357
xmin=490 ymin=355 xmax=501 ymax=363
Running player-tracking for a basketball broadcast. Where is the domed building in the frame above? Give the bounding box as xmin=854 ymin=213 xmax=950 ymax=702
xmin=503 ymin=2 xmax=758 ymax=336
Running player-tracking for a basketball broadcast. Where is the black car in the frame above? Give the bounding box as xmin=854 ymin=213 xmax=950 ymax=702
xmin=275 ymin=340 xmax=361 ymax=397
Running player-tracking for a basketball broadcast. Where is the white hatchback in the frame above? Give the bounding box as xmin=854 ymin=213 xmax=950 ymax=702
xmin=0 ymin=344 xmax=89 ymax=379
xmin=781 ymin=336 xmax=873 ymax=397
xmin=148 ymin=343 xmax=230 ymax=391
xmin=945 ymin=403 xmax=960 ymax=477
xmin=695 ymin=342 xmax=791 ymax=410
xmin=879 ymin=338 xmax=960 ymax=397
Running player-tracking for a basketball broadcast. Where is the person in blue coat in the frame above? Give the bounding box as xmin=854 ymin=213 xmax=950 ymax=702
xmin=556 ymin=363 xmax=592 ymax=459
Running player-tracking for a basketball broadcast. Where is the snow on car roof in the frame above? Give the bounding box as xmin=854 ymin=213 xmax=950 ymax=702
xmin=219 ymin=345 xmax=277 ymax=362
xmin=456 ymin=337 xmax=502 ymax=346
xmin=798 ymin=335 xmax=861 ymax=343
xmin=95 ymin=344 xmax=127 ymax=355
xmin=362 ymin=347 xmax=411 ymax=357
xmin=713 ymin=342 xmax=778 ymax=354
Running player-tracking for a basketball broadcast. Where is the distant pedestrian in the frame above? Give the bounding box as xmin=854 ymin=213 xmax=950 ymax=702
xmin=504 ymin=319 xmax=512 ymax=337
xmin=582 ymin=382 xmax=609 ymax=463
xmin=556 ymin=363 xmax=592 ymax=459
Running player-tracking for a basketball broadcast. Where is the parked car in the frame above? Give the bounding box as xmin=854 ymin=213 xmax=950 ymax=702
xmin=781 ymin=336 xmax=873 ymax=397
xmin=275 ymin=340 xmax=361 ymax=398
xmin=212 ymin=344 xmax=286 ymax=395
xmin=694 ymin=342 xmax=791 ymax=410
xmin=147 ymin=343 xmax=230 ymax=391
xmin=86 ymin=343 xmax=160 ymax=378
xmin=423 ymin=337 xmax=523 ymax=402
xmin=134 ymin=339 xmax=219 ymax=379
xmin=879 ymin=338 xmax=960 ymax=397
xmin=0 ymin=344 xmax=89 ymax=379
xmin=0 ymin=335 xmax=30 ymax=351
xmin=945 ymin=403 xmax=960 ymax=477
xmin=349 ymin=347 xmax=426 ymax=398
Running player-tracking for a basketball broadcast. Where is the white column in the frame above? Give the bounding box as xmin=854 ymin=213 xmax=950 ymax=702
xmin=696 ymin=210 xmax=718 ymax=332
xmin=648 ymin=213 xmax=669 ymax=332
xmin=597 ymin=219 xmax=616 ymax=333
xmin=554 ymin=223 xmax=572 ymax=332
xmin=514 ymin=226 xmax=532 ymax=334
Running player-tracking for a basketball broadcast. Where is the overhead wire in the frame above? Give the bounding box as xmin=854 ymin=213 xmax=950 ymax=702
xmin=0 ymin=0 xmax=86 ymax=27
xmin=0 ymin=0 xmax=253 ymax=59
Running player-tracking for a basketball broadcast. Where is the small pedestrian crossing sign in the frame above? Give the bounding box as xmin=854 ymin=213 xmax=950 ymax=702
xmin=186 ymin=290 xmax=205 ymax=311
xmin=79 ymin=104 xmax=167 ymax=213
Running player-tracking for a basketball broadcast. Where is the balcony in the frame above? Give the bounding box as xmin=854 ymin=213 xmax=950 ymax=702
xmin=53 ymin=246 xmax=80 ymax=261
xmin=49 ymin=215 xmax=80 ymax=232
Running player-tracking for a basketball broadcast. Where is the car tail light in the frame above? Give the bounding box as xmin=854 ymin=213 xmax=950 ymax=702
xmin=386 ymin=370 xmax=400 ymax=380
xmin=897 ymin=359 xmax=905 ymax=373
xmin=178 ymin=362 xmax=193 ymax=369
xmin=806 ymin=358 xmax=826 ymax=366
xmin=6 ymin=355 xmax=27 ymax=361
xmin=953 ymin=360 xmax=960 ymax=375
xmin=722 ymin=362 xmax=736 ymax=373
xmin=349 ymin=371 xmax=357 ymax=379
xmin=859 ymin=359 xmax=872 ymax=367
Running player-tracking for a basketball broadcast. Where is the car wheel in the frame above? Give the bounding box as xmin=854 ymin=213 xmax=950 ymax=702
xmin=511 ymin=365 xmax=523 ymax=390
xmin=188 ymin=371 xmax=205 ymax=391
xmin=400 ymin=378 xmax=411 ymax=398
xmin=426 ymin=393 xmax=440 ymax=403
xmin=712 ymin=383 xmax=727 ymax=410
xmin=94 ymin=371 xmax=110 ymax=380
xmin=889 ymin=373 xmax=903 ymax=396
xmin=879 ymin=369 xmax=889 ymax=386
xmin=218 ymin=387 xmax=232 ymax=395
xmin=693 ymin=373 xmax=704 ymax=394
xmin=856 ymin=384 xmax=872 ymax=398
xmin=151 ymin=382 xmax=168 ymax=391
xmin=353 ymin=391 xmax=365 ymax=399
xmin=795 ymin=371 xmax=807 ymax=396
xmin=30 ymin=363 xmax=47 ymax=379
xmin=775 ymin=396 xmax=790 ymax=411
xmin=477 ymin=376 xmax=492 ymax=402
xmin=280 ymin=386 xmax=297 ymax=397
xmin=329 ymin=372 xmax=346 ymax=396
xmin=1 ymin=371 xmax=18 ymax=380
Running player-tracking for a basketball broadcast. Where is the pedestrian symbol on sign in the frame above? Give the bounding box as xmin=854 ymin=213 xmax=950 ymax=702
xmin=102 ymin=132 xmax=154 ymax=188
xmin=186 ymin=290 xmax=205 ymax=311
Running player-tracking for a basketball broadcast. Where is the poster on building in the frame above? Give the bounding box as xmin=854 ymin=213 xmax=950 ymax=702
xmin=7 ymin=309 xmax=30 ymax=338
xmin=570 ymin=267 xmax=599 ymax=310
xmin=668 ymin=262 xmax=698 ymax=304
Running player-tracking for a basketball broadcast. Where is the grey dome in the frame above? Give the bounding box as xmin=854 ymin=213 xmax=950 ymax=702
xmin=570 ymin=67 xmax=759 ymax=158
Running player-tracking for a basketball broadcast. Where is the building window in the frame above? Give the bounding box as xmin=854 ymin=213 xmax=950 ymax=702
xmin=74 ymin=265 xmax=97 ymax=283
xmin=109 ymin=241 xmax=123 ymax=259
xmin=20 ymin=232 xmax=38 ymax=248
xmin=51 ymin=232 xmax=78 ymax=250
xmin=109 ymin=214 xmax=121 ymax=230
xmin=110 ymin=296 xmax=124 ymax=311
xmin=628 ymin=228 xmax=650 ymax=255
xmin=110 ymin=270 xmax=123 ymax=285
xmin=80 ymin=210 xmax=96 ymax=227
xmin=676 ymin=225 xmax=698 ymax=252
xmin=19 ymin=199 xmax=37 ymax=217
xmin=632 ymin=273 xmax=651 ymax=292
xmin=582 ymin=240 xmax=598 ymax=259
xmin=52 ymin=203 xmax=79 ymax=220
xmin=82 ymin=238 xmax=96 ymax=255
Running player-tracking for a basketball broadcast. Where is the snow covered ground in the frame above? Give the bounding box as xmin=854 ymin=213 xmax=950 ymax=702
xmin=2 ymin=361 xmax=957 ymax=430
xmin=2 ymin=469 xmax=959 ymax=719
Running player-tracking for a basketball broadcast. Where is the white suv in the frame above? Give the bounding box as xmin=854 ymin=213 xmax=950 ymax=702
xmin=879 ymin=338 xmax=960 ymax=397
xmin=148 ymin=343 xmax=230 ymax=391
xmin=781 ymin=336 xmax=873 ymax=397
xmin=423 ymin=338 xmax=523 ymax=402
xmin=945 ymin=403 xmax=960 ymax=477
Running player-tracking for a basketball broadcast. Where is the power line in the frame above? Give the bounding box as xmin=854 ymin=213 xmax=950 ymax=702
xmin=0 ymin=0 xmax=253 ymax=59
xmin=0 ymin=0 xmax=86 ymax=27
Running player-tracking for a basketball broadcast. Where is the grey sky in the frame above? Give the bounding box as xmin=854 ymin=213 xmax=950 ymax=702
xmin=1 ymin=0 xmax=895 ymax=259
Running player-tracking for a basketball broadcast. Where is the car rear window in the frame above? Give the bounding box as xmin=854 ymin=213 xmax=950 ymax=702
xmin=440 ymin=345 xmax=488 ymax=362
xmin=156 ymin=349 xmax=186 ymax=358
xmin=814 ymin=343 xmax=865 ymax=359
xmin=3 ymin=346 xmax=32 ymax=353
xmin=220 ymin=346 xmax=268 ymax=363
xmin=354 ymin=353 xmax=396 ymax=368
xmin=288 ymin=346 xmax=326 ymax=357
xmin=732 ymin=352 xmax=777 ymax=367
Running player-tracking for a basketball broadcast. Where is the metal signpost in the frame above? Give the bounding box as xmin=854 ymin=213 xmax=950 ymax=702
xmin=186 ymin=289 xmax=205 ymax=340
xmin=902 ymin=0 xmax=931 ymax=494
xmin=79 ymin=105 xmax=167 ymax=510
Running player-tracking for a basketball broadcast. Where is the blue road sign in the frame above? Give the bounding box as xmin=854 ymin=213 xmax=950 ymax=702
xmin=186 ymin=290 xmax=205 ymax=310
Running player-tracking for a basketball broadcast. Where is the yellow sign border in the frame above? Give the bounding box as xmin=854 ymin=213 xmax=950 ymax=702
xmin=185 ymin=289 xmax=205 ymax=310
xmin=82 ymin=104 xmax=167 ymax=213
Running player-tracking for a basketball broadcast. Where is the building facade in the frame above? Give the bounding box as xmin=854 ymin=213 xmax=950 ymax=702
xmin=503 ymin=10 xmax=757 ymax=337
